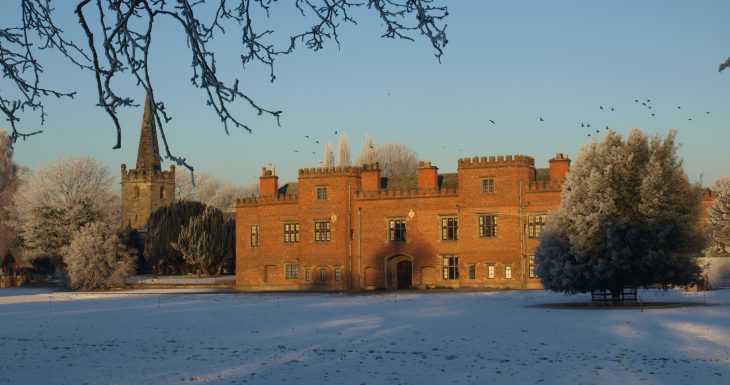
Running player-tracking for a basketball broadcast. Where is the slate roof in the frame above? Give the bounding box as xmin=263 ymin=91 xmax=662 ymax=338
xmin=278 ymin=183 xmax=298 ymax=196
xmin=381 ymin=173 xmax=458 ymax=190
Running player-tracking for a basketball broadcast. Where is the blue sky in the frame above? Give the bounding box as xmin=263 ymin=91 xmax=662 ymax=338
xmin=3 ymin=1 xmax=729 ymax=187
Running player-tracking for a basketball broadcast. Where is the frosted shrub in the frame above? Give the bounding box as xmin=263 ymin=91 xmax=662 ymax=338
xmin=64 ymin=222 xmax=136 ymax=289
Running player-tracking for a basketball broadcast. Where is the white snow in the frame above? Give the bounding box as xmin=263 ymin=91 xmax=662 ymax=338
xmin=1 ymin=288 xmax=729 ymax=385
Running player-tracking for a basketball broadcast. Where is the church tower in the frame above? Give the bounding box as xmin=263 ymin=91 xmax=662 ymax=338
xmin=121 ymin=94 xmax=175 ymax=230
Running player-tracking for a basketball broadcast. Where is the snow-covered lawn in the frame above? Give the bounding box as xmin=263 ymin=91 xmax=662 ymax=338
xmin=1 ymin=288 xmax=729 ymax=385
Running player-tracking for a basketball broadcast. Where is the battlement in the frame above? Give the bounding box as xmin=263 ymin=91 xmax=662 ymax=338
xmin=236 ymin=194 xmax=299 ymax=207
xmin=298 ymin=166 xmax=361 ymax=178
xmin=458 ymin=154 xmax=535 ymax=169
xmin=121 ymin=164 xmax=175 ymax=181
xmin=357 ymin=186 xmax=458 ymax=200
xmin=527 ymin=180 xmax=564 ymax=192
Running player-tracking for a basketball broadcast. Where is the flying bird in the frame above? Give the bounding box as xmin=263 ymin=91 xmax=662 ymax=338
xmin=677 ymin=106 xmax=681 ymax=109
xmin=706 ymin=111 xmax=711 ymax=114
xmin=634 ymin=99 xmax=639 ymax=103
xmin=719 ymin=57 xmax=730 ymax=72
xmin=581 ymin=123 xmax=585 ymax=127
xmin=305 ymin=135 xmax=309 ymax=139
xmin=651 ymin=113 xmax=655 ymax=117
xmin=489 ymin=119 xmax=495 ymax=124
xmin=334 ymin=130 xmax=338 ymax=134
xmin=688 ymin=118 xmax=692 ymax=121
xmin=599 ymin=106 xmax=603 ymax=110
xmin=587 ymin=124 xmax=591 ymax=128
xmin=646 ymin=99 xmax=651 ymax=102
xmin=539 ymin=117 xmax=544 ymax=122
xmin=315 ymin=140 xmax=320 ymax=144
xmin=605 ymin=125 xmax=609 ymax=130
xmin=642 ymin=102 xmax=647 ymax=106
xmin=610 ymin=107 xmax=614 ymax=111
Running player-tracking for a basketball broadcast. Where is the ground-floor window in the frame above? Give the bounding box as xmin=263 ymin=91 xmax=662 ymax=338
xmin=334 ymin=267 xmax=342 ymax=281
xmin=529 ymin=256 xmax=536 ymax=278
xmin=488 ymin=264 xmax=495 ymax=279
xmin=285 ymin=263 xmax=299 ymax=279
xmin=305 ymin=267 xmax=312 ymax=281
xmin=505 ymin=265 xmax=512 ymax=279
xmin=319 ymin=267 xmax=327 ymax=281
xmin=468 ymin=265 xmax=476 ymax=280
xmin=442 ymin=255 xmax=459 ymax=280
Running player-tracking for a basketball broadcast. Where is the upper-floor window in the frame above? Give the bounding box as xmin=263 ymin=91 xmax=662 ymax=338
xmin=160 ymin=186 xmax=165 ymax=200
xmin=314 ymin=220 xmax=331 ymax=242
xmin=481 ymin=178 xmax=495 ymax=193
xmin=316 ymin=186 xmax=328 ymax=200
xmin=284 ymin=222 xmax=300 ymax=243
xmin=389 ymin=218 xmax=407 ymax=242
xmin=527 ymin=213 xmax=547 ymax=239
xmin=250 ymin=225 xmax=260 ymax=247
xmin=285 ymin=264 xmax=299 ymax=279
xmin=442 ymin=255 xmax=459 ymax=280
xmin=441 ymin=217 xmax=458 ymax=240
xmin=479 ymin=215 xmax=498 ymax=238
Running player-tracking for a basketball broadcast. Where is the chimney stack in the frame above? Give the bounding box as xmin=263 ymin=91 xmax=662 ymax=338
xmin=549 ymin=153 xmax=571 ymax=181
xmin=259 ymin=167 xmax=279 ymax=196
xmin=360 ymin=163 xmax=381 ymax=191
xmin=418 ymin=161 xmax=439 ymax=190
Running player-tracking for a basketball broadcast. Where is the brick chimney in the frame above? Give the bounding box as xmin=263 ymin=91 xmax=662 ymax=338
xmin=361 ymin=163 xmax=381 ymax=191
xmin=259 ymin=167 xmax=279 ymax=196
xmin=418 ymin=161 xmax=439 ymax=189
xmin=549 ymin=153 xmax=571 ymax=181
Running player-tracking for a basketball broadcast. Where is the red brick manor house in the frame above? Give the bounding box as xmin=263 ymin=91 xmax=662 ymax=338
xmin=235 ymin=153 xmax=572 ymax=290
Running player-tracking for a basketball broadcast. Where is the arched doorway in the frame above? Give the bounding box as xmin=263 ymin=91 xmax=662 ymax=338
xmin=386 ymin=254 xmax=413 ymax=290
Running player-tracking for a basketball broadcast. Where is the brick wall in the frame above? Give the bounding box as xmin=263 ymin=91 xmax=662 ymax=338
xmin=235 ymin=155 xmax=567 ymax=291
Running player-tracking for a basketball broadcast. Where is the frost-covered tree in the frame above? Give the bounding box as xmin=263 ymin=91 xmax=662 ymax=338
xmin=209 ymin=183 xmax=259 ymax=213
xmin=64 ymin=222 xmax=136 ymax=289
xmin=323 ymin=143 xmax=335 ymax=168
xmin=0 ymin=130 xmax=20 ymax=258
xmin=337 ymin=133 xmax=351 ymax=167
xmin=707 ymin=177 xmax=730 ymax=257
xmin=144 ymin=200 xmax=206 ymax=274
xmin=536 ymin=129 xmax=704 ymax=297
xmin=171 ymin=206 xmax=235 ymax=276
xmin=175 ymin=171 xmax=222 ymax=204
xmin=176 ymin=170 xmax=257 ymax=212
xmin=359 ymin=135 xmax=377 ymax=164
xmin=356 ymin=140 xmax=418 ymax=177
xmin=14 ymin=156 xmax=118 ymax=270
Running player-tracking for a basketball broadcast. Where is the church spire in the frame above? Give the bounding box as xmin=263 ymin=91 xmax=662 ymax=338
xmin=135 ymin=93 xmax=162 ymax=172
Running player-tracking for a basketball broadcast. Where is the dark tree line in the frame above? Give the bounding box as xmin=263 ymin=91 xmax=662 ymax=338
xmin=144 ymin=200 xmax=234 ymax=275
xmin=1 ymin=0 xmax=448 ymax=175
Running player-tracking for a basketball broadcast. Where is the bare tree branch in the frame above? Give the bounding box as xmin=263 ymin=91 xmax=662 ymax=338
xmin=2 ymin=0 xmax=448 ymax=174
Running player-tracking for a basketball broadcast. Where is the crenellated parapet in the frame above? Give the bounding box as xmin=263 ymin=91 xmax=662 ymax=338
xmin=357 ymin=187 xmax=458 ymax=200
xmin=236 ymin=194 xmax=299 ymax=207
xmin=298 ymin=166 xmax=362 ymax=178
xmin=121 ymin=163 xmax=175 ymax=182
xmin=458 ymin=155 xmax=535 ymax=169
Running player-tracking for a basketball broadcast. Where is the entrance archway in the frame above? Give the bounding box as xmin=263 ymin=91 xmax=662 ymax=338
xmin=385 ymin=254 xmax=413 ymax=290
